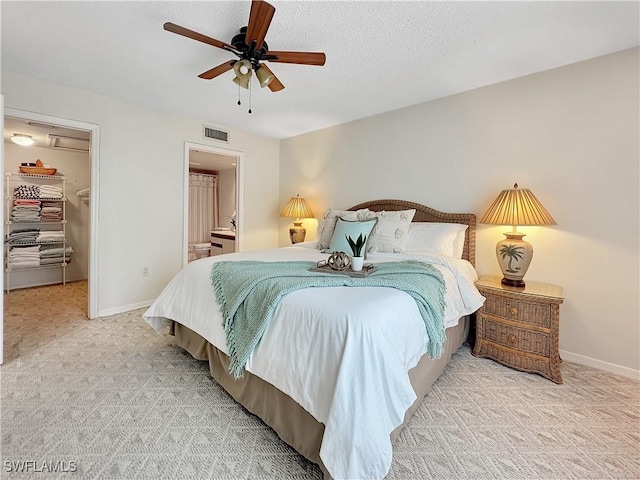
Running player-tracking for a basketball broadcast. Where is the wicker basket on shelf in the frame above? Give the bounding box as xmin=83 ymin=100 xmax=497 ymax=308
xmin=19 ymin=159 xmax=57 ymax=175
xmin=19 ymin=166 xmax=57 ymax=175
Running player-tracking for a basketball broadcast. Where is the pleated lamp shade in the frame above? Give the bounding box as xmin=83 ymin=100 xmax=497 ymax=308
xmin=280 ymin=195 xmax=314 ymax=220
xmin=480 ymin=183 xmax=556 ymax=287
xmin=280 ymin=195 xmax=314 ymax=244
xmin=480 ymin=183 xmax=556 ymax=227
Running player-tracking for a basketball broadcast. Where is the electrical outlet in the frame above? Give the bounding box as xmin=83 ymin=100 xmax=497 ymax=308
xmin=143 ymin=267 xmax=150 ymax=277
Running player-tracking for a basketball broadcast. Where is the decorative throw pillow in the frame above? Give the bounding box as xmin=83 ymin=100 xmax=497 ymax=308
xmin=404 ymin=222 xmax=468 ymax=258
xmin=325 ymin=217 xmax=378 ymax=255
xmin=363 ymin=209 xmax=416 ymax=253
xmin=317 ymin=208 xmax=371 ymax=249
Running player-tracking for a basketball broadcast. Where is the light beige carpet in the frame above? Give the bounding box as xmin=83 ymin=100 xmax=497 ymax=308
xmin=1 ymin=281 xmax=639 ymax=479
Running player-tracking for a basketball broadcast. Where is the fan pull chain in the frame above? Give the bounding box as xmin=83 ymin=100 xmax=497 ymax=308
xmin=248 ymin=80 xmax=252 ymax=114
xmin=237 ymin=84 xmax=241 ymax=106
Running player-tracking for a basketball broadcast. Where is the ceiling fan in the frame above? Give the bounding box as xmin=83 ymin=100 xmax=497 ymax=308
xmin=164 ymin=0 xmax=326 ymax=94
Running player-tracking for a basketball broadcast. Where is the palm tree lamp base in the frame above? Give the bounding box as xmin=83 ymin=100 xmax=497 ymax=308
xmin=496 ymin=232 xmax=533 ymax=288
xmin=289 ymin=221 xmax=306 ymax=244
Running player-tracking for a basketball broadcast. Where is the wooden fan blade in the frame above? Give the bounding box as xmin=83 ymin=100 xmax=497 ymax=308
xmin=198 ymin=61 xmax=235 ymax=80
xmin=245 ymin=0 xmax=275 ymax=51
xmin=164 ymin=22 xmax=236 ymax=52
xmin=266 ymin=51 xmax=326 ymax=66
xmin=260 ymin=64 xmax=284 ymax=92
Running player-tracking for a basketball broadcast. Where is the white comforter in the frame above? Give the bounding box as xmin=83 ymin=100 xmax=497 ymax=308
xmin=144 ymin=244 xmax=484 ymax=480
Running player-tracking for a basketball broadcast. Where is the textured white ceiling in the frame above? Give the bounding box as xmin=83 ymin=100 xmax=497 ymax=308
xmin=2 ymin=1 xmax=638 ymax=139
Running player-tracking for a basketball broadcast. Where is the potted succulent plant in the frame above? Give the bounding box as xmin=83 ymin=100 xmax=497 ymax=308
xmin=346 ymin=233 xmax=367 ymax=271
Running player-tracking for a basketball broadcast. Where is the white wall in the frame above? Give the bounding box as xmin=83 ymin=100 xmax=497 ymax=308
xmin=4 ymin=144 xmax=90 ymax=288
xmin=1 ymin=71 xmax=280 ymax=314
xmin=218 ymin=167 xmax=236 ymax=229
xmin=279 ymin=48 xmax=640 ymax=373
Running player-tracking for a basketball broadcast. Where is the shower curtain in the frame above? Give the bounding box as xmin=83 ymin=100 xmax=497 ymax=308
xmin=188 ymin=173 xmax=218 ymax=245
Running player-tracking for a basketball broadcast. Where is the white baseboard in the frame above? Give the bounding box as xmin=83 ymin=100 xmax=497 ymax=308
xmin=560 ymin=349 xmax=640 ymax=380
xmin=98 ymin=300 xmax=153 ymax=318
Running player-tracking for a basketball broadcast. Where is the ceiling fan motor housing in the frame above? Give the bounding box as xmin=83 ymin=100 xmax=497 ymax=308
xmin=232 ymin=26 xmax=269 ymax=64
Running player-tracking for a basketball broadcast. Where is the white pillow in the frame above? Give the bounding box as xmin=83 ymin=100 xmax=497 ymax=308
xmin=317 ymin=208 xmax=371 ymax=249
xmin=363 ymin=209 xmax=416 ymax=253
xmin=404 ymin=222 xmax=468 ymax=258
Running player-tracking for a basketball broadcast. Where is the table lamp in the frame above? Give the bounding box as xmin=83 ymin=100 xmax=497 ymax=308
xmin=280 ymin=194 xmax=314 ymax=244
xmin=480 ymin=183 xmax=556 ymax=287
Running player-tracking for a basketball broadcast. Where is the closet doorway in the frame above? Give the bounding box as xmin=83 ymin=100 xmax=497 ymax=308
xmin=2 ymin=109 xmax=99 ymax=321
xmin=183 ymin=142 xmax=243 ymax=266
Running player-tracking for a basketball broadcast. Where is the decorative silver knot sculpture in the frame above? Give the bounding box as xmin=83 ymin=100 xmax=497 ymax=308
xmin=327 ymin=252 xmax=351 ymax=271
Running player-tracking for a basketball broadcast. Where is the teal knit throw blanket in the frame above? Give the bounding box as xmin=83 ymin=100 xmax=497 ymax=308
xmin=211 ymin=260 xmax=446 ymax=378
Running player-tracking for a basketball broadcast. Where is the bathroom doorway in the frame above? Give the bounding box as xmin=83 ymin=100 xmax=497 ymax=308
xmin=183 ymin=142 xmax=243 ymax=266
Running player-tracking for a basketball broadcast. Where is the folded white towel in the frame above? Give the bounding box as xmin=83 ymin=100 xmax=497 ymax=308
xmin=10 ymin=246 xmax=40 ymax=252
xmin=38 ymin=232 xmax=64 ymax=238
xmin=9 ymin=260 xmax=40 ymax=269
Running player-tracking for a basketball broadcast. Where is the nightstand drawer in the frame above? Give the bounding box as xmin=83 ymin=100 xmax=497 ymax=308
xmin=479 ymin=315 xmax=550 ymax=357
xmin=483 ymin=295 xmax=551 ymax=328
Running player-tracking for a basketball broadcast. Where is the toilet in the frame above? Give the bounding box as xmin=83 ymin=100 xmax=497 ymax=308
xmin=188 ymin=243 xmax=212 ymax=262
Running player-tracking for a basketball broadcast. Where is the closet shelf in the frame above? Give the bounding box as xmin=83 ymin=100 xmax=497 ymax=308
xmin=6 ymin=220 xmax=67 ymax=225
xmin=5 ymin=263 xmax=68 ymax=273
xmin=5 ymin=173 xmax=69 ymax=292
xmin=6 ymin=240 xmax=66 ymax=246
xmin=7 ymin=197 xmax=66 ymax=201
xmin=6 ymin=172 xmax=66 ymax=180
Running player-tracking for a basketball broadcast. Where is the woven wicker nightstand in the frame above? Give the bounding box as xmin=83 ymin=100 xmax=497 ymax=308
xmin=473 ymin=276 xmax=564 ymax=384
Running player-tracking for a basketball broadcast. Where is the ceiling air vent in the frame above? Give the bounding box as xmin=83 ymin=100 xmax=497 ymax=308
xmin=203 ymin=125 xmax=229 ymax=143
xmin=48 ymin=134 xmax=90 ymax=152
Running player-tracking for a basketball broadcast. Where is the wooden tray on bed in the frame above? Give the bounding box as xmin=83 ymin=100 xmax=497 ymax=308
xmin=309 ymin=264 xmax=377 ymax=277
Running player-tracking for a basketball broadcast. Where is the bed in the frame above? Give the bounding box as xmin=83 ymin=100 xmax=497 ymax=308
xmin=144 ymin=199 xmax=484 ymax=480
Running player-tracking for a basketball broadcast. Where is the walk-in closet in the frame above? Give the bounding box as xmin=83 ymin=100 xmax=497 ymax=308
xmin=3 ymin=116 xmax=90 ymax=314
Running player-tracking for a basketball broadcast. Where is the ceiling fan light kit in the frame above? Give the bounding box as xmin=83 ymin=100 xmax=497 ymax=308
xmin=232 ymin=59 xmax=253 ymax=89
xmin=255 ymin=66 xmax=274 ymax=88
xmin=164 ymin=0 xmax=326 ymax=112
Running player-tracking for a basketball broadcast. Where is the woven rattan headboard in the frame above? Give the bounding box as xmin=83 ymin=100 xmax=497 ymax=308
xmin=348 ymin=199 xmax=476 ymax=266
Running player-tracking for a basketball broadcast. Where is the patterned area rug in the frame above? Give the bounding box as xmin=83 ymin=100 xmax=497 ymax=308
xmin=1 ymin=282 xmax=639 ymax=479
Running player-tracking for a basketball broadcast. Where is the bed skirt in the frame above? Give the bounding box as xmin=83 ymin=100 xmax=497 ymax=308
xmin=171 ymin=316 xmax=470 ymax=479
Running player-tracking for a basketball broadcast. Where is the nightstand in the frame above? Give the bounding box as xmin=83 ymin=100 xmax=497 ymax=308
xmin=473 ymin=276 xmax=564 ymax=384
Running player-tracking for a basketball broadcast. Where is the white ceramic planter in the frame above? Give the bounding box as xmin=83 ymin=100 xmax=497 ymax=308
xmin=351 ymin=256 xmax=364 ymax=272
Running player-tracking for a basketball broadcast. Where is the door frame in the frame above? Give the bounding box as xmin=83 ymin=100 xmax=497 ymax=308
xmin=183 ymin=142 xmax=244 ymax=266
xmin=1 ymin=96 xmax=4 ymax=363
xmin=3 ymin=107 xmax=100 ymax=319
